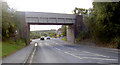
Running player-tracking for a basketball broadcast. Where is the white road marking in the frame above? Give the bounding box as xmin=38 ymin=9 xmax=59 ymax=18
xmin=29 ymin=47 xmax=36 ymax=63
xmin=83 ymin=51 xmax=110 ymax=58
xmin=64 ymin=51 xmax=117 ymax=61
xmin=35 ymin=43 xmax=38 ymax=46
xmin=54 ymin=43 xmax=111 ymax=58
xmin=43 ymin=40 xmax=118 ymax=62
xmin=54 ymin=47 xmax=117 ymax=61
xmin=55 ymin=48 xmax=61 ymax=51
xmin=64 ymin=51 xmax=83 ymax=59
xmin=69 ymin=47 xmax=110 ymax=58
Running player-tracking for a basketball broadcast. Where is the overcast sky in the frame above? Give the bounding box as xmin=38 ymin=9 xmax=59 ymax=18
xmin=4 ymin=0 xmax=93 ymax=31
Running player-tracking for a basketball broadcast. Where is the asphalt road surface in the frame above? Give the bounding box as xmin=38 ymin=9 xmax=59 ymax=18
xmin=31 ymin=38 xmax=118 ymax=64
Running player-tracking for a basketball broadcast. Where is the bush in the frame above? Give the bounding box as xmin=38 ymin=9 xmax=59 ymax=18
xmin=61 ymin=37 xmax=67 ymax=41
xmin=30 ymin=39 xmax=32 ymax=42
xmin=75 ymin=30 xmax=90 ymax=42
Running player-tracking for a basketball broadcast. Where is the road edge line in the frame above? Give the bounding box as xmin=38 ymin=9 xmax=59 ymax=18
xmin=23 ymin=43 xmax=37 ymax=65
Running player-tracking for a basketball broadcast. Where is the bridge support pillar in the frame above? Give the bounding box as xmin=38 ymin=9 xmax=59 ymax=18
xmin=26 ymin=24 xmax=30 ymax=45
xmin=18 ymin=12 xmax=30 ymax=45
xmin=67 ymin=25 xmax=75 ymax=44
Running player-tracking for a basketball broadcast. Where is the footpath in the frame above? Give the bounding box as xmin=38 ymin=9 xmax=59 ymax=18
xmin=2 ymin=42 xmax=35 ymax=63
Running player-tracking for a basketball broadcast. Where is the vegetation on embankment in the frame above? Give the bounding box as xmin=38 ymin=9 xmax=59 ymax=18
xmin=30 ymin=30 xmax=57 ymax=39
xmin=60 ymin=25 xmax=67 ymax=41
xmin=0 ymin=42 xmax=2 ymax=58
xmin=1 ymin=2 xmax=26 ymax=58
xmin=73 ymin=2 xmax=120 ymax=48
xmin=61 ymin=25 xmax=66 ymax=36
xmin=1 ymin=39 xmax=26 ymax=58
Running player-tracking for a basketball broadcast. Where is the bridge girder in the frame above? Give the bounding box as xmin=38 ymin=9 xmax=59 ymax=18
xmin=25 ymin=12 xmax=76 ymax=24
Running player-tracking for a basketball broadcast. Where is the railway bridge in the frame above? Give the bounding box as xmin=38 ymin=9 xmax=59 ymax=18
xmin=19 ymin=12 xmax=83 ymax=44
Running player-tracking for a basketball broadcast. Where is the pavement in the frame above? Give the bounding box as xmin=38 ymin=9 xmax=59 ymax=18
xmin=2 ymin=43 xmax=34 ymax=63
xmin=1 ymin=38 xmax=119 ymax=65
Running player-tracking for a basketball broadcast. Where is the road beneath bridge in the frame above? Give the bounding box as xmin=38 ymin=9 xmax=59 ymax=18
xmin=31 ymin=38 xmax=118 ymax=63
xmin=2 ymin=38 xmax=118 ymax=65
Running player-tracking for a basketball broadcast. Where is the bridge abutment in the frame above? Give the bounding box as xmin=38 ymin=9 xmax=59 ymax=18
xmin=66 ymin=15 xmax=83 ymax=44
xmin=26 ymin=24 xmax=30 ymax=45
xmin=67 ymin=25 xmax=75 ymax=44
xmin=75 ymin=15 xmax=83 ymax=38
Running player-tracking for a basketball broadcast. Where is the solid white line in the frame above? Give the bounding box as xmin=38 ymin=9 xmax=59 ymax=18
xmin=29 ymin=46 xmax=36 ymax=63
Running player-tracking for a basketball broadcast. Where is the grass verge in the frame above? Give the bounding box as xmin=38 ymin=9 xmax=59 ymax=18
xmin=61 ymin=37 xmax=67 ymax=41
xmin=0 ymin=42 xmax=2 ymax=58
xmin=1 ymin=39 xmax=26 ymax=58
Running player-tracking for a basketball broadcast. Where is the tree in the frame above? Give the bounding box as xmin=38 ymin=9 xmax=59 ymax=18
xmin=88 ymin=2 xmax=120 ymax=44
xmin=47 ymin=31 xmax=57 ymax=37
xmin=73 ymin=2 xmax=120 ymax=47
xmin=2 ymin=2 xmax=23 ymax=40
xmin=73 ymin=7 xmax=90 ymax=41
xmin=73 ymin=7 xmax=88 ymax=15
xmin=61 ymin=25 xmax=66 ymax=36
